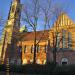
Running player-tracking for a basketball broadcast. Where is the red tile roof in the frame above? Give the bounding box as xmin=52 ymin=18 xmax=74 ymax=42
xmin=19 ymin=30 xmax=49 ymax=41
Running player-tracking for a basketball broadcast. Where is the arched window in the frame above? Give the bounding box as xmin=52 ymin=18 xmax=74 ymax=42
xmin=56 ymin=32 xmax=60 ymax=48
xmin=44 ymin=45 xmax=47 ymax=53
xmin=24 ymin=45 xmax=26 ymax=53
xmin=62 ymin=30 xmax=66 ymax=48
xmin=68 ymin=32 xmax=72 ymax=48
xmin=31 ymin=45 xmax=34 ymax=53
xmin=37 ymin=45 xmax=40 ymax=53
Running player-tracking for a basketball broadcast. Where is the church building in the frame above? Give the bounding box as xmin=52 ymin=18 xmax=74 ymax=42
xmin=0 ymin=0 xmax=75 ymax=65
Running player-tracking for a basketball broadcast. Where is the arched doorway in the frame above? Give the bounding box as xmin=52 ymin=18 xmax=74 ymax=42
xmin=61 ymin=58 xmax=68 ymax=65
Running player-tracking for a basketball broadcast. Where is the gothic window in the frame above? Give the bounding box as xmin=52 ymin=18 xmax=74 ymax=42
xmin=24 ymin=45 xmax=26 ymax=53
xmin=26 ymin=46 xmax=31 ymax=52
xmin=36 ymin=45 xmax=40 ymax=53
xmin=68 ymin=32 xmax=72 ymax=48
xmin=56 ymin=32 xmax=60 ymax=48
xmin=31 ymin=45 xmax=34 ymax=53
xmin=44 ymin=45 xmax=47 ymax=53
xmin=62 ymin=30 xmax=66 ymax=48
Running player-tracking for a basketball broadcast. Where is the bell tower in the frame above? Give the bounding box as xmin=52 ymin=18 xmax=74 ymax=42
xmin=0 ymin=0 xmax=21 ymax=64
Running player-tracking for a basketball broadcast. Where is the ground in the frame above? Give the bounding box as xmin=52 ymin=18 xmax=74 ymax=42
xmin=0 ymin=71 xmax=27 ymax=75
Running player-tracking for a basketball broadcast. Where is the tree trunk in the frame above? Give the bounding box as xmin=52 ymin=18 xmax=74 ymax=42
xmin=53 ymin=32 xmax=57 ymax=65
xmin=33 ymin=44 xmax=36 ymax=64
xmin=33 ymin=30 xmax=36 ymax=64
xmin=53 ymin=47 xmax=56 ymax=65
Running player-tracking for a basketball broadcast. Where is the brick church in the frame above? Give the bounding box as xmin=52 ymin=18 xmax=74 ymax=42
xmin=0 ymin=0 xmax=75 ymax=65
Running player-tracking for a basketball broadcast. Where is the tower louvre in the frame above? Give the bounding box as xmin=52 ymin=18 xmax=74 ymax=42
xmin=0 ymin=0 xmax=21 ymax=64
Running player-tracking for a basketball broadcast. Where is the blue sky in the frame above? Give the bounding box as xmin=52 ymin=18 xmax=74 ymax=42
xmin=0 ymin=0 xmax=11 ymax=19
xmin=0 ymin=0 xmax=75 ymax=20
xmin=0 ymin=0 xmax=75 ymax=21
xmin=0 ymin=0 xmax=75 ymax=31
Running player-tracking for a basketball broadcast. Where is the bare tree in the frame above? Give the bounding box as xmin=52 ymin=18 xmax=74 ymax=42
xmin=21 ymin=0 xmax=40 ymax=64
xmin=21 ymin=0 xmax=54 ymax=64
xmin=41 ymin=2 xmax=65 ymax=65
xmin=50 ymin=6 xmax=66 ymax=65
xmin=21 ymin=0 xmax=64 ymax=64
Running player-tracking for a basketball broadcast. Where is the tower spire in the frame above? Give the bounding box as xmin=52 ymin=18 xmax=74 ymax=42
xmin=0 ymin=0 xmax=21 ymax=64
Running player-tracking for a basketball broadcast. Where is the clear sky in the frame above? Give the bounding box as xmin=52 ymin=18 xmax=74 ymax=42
xmin=0 ymin=0 xmax=75 ymax=21
xmin=0 ymin=0 xmax=75 ymax=39
xmin=0 ymin=0 xmax=75 ymax=32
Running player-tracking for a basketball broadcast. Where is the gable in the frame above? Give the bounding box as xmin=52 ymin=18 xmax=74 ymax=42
xmin=53 ymin=13 xmax=75 ymax=31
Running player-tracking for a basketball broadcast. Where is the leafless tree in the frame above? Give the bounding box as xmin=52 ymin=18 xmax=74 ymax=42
xmin=50 ymin=6 xmax=66 ymax=65
xmin=39 ymin=2 xmax=65 ymax=65
xmin=21 ymin=0 xmax=64 ymax=64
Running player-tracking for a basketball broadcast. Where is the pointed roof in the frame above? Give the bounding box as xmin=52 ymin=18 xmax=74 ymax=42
xmin=53 ymin=12 xmax=75 ymax=30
